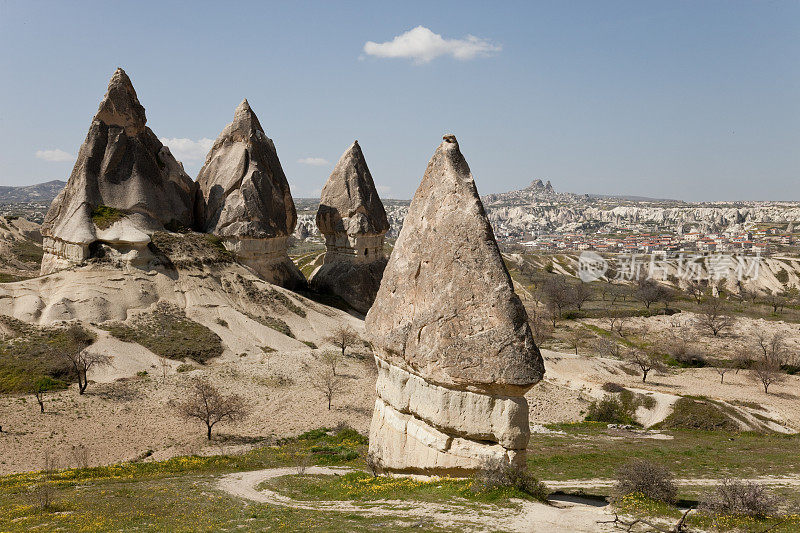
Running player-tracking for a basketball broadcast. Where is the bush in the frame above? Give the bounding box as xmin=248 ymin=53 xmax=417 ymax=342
xmin=614 ymin=459 xmax=676 ymax=503
xmin=586 ymin=395 xmax=637 ymax=425
xmin=0 ymin=317 xmax=95 ymax=393
xmin=656 ymin=398 xmax=740 ymax=432
xmin=602 ymin=382 xmax=627 ymax=393
xmin=472 ymin=458 xmax=549 ymax=502
xmin=585 ymin=390 xmax=654 ymax=425
xmin=700 ymin=479 xmax=783 ymax=518
xmin=176 ymin=363 xmax=195 ymax=373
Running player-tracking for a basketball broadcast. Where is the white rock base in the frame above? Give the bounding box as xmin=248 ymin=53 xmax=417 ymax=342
xmin=368 ymin=358 xmax=530 ymax=475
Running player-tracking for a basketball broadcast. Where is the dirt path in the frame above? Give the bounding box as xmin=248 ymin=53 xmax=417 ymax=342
xmin=217 ymin=467 xmax=616 ymax=533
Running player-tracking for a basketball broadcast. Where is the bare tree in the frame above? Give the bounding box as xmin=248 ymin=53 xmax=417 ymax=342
xmin=685 ymin=280 xmax=708 ymax=304
xmin=762 ymin=289 xmax=787 ymax=314
xmin=755 ymin=331 xmax=788 ymax=365
xmin=625 ymin=349 xmax=666 ymax=383
xmin=541 ymin=276 xmax=572 ymax=322
xmin=177 ymin=377 xmax=249 ymax=440
xmin=526 ymin=304 xmax=553 ymax=345
xmin=569 ymin=282 xmax=593 ymax=311
xmin=595 ymin=336 xmax=624 ymax=359
xmin=749 ymin=352 xmax=786 ymax=394
xmin=56 ymin=326 xmax=109 ymax=394
xmin=158 ymin=356 xmax=170 ymax=379
xmin=710 ymin=359 xmax=732 ymax=384
xmin=325 ymin=325 xmax=359 ymax=358
xmin=30 ymin=377 xmax=53 ymax=413
xmin=307 ymin=361 xmax=346 ymax=410
xmin=659 ymin=287 xmax=676 ymax=312
xmin=566 ymin=327 xmax=591 ymax=355
xmin=694 ymin=298 xmax=735 ymax=337
xmin=319 ymin=350 xmax=344 ymax=376
xmin=747 ymin=332 xmax=788 ymax=394
xmin=634 ymin=279 xmax=663 ymax=310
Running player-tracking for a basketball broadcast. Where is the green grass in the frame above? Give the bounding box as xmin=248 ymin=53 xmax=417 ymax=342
xmin=260 ymin=471 xmax=533 ymax=506
xmin=90 ymin=205 xmax=125 ymax=229
xmin=655 ymin=397 xmax=741 ymax=432
xmin=614 ymin=493 xmax=800 ymax=533
xmin=0 ymin=426 xmax=457 ymax=532
xmin=103 ymin=303 xmax=223 ymax=363
xmin=527 ymin=423 xmax=800 ymax=482
xmin=0 ymin=316 xmax=86 ymax=393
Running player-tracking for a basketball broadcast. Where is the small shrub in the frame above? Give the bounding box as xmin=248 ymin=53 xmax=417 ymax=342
xmin=585 ymin=390 xmax=653 ymax=425
xmin=215 ymin=318 xmax=228 ymax=328
xmin=472 ymin=458 xmax=549 ymax=502
xmin=301 ymin=340 xmax=317 ymax=349
xmin=176 ymin=363 xmax=195 ymax=373
xmin=699 ymin=479 xmax=783 ymax=518
xmin=602 ymin=382 xmax=627 ymax=393
xmin=260 ymin=346 xmax=276 ymax=354
xmin=245 ymin=312 xmax=294 ymax=338
xmin=614 ymin=459 xmax=676 ymax=503
xmin=136 ymin=370 xmax=148 ymax=378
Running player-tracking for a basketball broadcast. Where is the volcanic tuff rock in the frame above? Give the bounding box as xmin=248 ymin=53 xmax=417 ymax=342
xmin=40 ymin=69 xmax=196 ymax=274
xmin=196 ymin=100 xmax=305 ymax=289
xmin=309 ymin=141 xmax=389 ymax=313
xmin=365 ymin=134 xmax=544 ymax=474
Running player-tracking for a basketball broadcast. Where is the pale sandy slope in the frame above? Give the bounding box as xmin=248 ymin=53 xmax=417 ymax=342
xmin=1 ymin=263 xmax=799 ymax=474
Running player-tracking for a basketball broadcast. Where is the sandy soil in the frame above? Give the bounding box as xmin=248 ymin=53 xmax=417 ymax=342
xmin=1 ymin=262 xmax=799 ymax=476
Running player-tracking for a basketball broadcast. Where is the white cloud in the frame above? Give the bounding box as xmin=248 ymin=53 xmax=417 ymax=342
xmin=297 ymin=157 xmax=330 ymax=166
xmin=363 ymin=26 xmax=501 ymax=64
xmin=159 ymin=137 xmax=214 ymax=162
xmin=35 ymin=149 xmax=74 ymax=162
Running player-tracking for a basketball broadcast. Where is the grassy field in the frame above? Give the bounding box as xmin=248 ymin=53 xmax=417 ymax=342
xmin=0 ymin=427 xmax=458 ymax=532
xmin=528 ymin=423 xmax=800 ymax=483
xmin=2 ymin=424 xmax=799 ymax=531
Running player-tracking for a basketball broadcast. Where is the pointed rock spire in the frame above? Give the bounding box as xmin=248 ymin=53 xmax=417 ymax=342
xmin=310 ymin=141 xmax=389 ymax=313
xmin=366 ymin=134 xmax=543 ymax=389
xmin=316 ymin=140 xmax=389 ymax=237
xmin=196 ymin=100 xmax=304 ymax=288
xmin=365 ymin=134 xmax=544 ymax=475
xmin=40 ymin=68 xmax=196 ymax=274
xmin=94 ymin=68 xmax=147 ymax=136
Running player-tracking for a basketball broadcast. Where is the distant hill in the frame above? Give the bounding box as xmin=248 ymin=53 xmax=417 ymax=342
xmin=0 ymin=180 xmax=65 ymax=204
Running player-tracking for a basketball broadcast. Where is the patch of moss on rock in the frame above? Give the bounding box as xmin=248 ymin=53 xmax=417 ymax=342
xmin=91 ymin=205 xmax=126 ymax=229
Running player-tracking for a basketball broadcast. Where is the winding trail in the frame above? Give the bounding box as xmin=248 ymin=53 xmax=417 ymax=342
xmin=216 ymin=467 xmax=616 ymax=533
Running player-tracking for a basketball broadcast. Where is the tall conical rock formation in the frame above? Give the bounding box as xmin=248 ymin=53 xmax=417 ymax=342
xmin=365 ymin=135 xmax=544 ymax=474
xmin=40 ymin=68 xmax=196 ymax=274
xmin=309 ymin=141 xmax=389 ymax=313
xmin=196 ymin=100 xmax=304 ymax=289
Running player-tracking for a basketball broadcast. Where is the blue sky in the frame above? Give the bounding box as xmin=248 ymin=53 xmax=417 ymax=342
xmin=0 ymin=1 xmax=798 ymax=201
